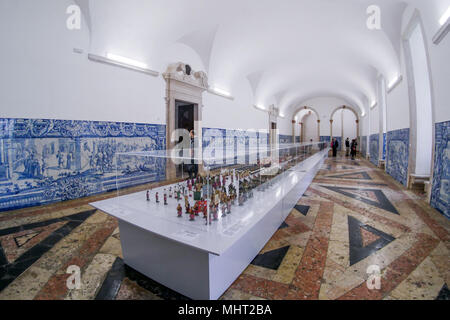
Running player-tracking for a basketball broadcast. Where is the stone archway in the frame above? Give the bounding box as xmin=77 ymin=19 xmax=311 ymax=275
xmin=163 ymin=62 xmax=209 ymax=180
xmin=292 ymin=106 xmax=320 ymax=143
xmin=329 ymin=105 xmax=360 ymax=150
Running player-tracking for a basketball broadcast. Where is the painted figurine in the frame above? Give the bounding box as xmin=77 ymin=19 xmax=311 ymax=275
xmin=184 ymin=195 xmax=190 ymax=213
xmin=163 ymin=189 xmax=168 ymax=205
xmin=238 ymin=193 xmax=244 ymax=206
xmin=146 ymin=190 xmax=150 ymax=201
xmin=189 ymin=208 xmax=195 ymax=221
xmin=169 ymin=187 xmax=173 ymax=198
xmin=155 ymin=192 xmax=159 ymax=203
xmin=177 ymin=204 xmax=183 ymax=217
xmin=193 ymin=202 xmax=200 ymax=216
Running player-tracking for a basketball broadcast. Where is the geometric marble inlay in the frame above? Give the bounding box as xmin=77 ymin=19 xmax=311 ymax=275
xmin=322 ymin=186 xmax=399 ymax=215
xmin=0 ymin=221 xmax=68 ymax=264
xmin=326 ymin=171 xmax=372 ymax=180
xmin=348 ymin=216 xmax=395 ymax=266
xmin=278 ymin=221 xmax=289 ymax=230
xmin=14 ymin=232 xmax=40 ymax=248
xmin=359 ymin=227 xmax=381 ymax=247
xmin=250 ymin=246 xmax=290 ymax=270
xmin=294 ymin=205 xmax=310 ymax=216
xmin=0 ymin=209 xmax=96 ymax=291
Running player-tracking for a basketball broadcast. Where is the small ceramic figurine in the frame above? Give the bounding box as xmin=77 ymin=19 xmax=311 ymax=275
xmin=238 ymin=193 xmax=244 ymax=206
xmin=177 ymin=204 xmax=183 ymax=217
xmin=163 ymin=189 xmax=168 ymax=205
xmin=227 ymin=196 xmax=232 ymax=214
xmin=202 ymin=200 xmax=208 ymax=219
xmin=184 ymin=195 xmax=190 ymax=213
xmin=221 ymin=202 xmax=227 ymax=218
xmin=193 ymin=202 xmax=200 ymax=216
xmin=169 ymin=187 xmax=173 ymax=198
xmin=189 ymin=208 xmax=195 ymax=221
xmin=146 ymin=190 xmax=150 ymax=201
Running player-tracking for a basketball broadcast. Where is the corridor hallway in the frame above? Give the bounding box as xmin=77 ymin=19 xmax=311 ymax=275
xmin=0 ymin=153 xmax=448 ymax=300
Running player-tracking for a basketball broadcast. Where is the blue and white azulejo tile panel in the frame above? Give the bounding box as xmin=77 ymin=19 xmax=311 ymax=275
xmin=361 ymin=136 xmax=367 ymax=158
xmin=386 ymin=128 xmax=409 ymax=186
xmin=369 ymin=134 xmax=379 ymax=166
xmin=431 ymin=121 xmax=449 ymax=219
xmin=0 ymin=118 xmax=166 ymax=212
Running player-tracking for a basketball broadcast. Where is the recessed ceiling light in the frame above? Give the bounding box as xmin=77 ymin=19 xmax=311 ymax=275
xmin=439 ymin=6 xmax=450 ymax=26
xmin=212 ymin=87 xmax=231 ymax=97
xmin=106 ymin=53 xmax=148 ymax=69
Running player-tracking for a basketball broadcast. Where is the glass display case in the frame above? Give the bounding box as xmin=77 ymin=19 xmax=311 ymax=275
xmin=90 ymin=141 xmax=329 ymax=299
xmin=107 ymin=142 xmax=326 ymax=242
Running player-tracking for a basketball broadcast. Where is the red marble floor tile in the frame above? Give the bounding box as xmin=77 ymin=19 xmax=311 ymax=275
xmin=360 ymin=227 xmax=381 ymax=247
xmin=230 ymin=274 xmax=290 ymax=300
xmin=405 ymin=200 xmax=450 ymax=245
xmin=34 ymin=216 xmax=118 ymax=300
xmin=290 ymin=202 xmax=333 ymax=299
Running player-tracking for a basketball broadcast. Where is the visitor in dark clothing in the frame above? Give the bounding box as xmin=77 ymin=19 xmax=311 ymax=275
xmin=332 ymin=138 xmax=339 ymax=157
xmin=351 ymin=139 xmax=358 ymax=160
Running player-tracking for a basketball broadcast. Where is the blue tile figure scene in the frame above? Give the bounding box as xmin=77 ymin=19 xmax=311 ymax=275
xmin=279 ymin=135 xmax=293 ymax=144
xmin=0 ymin=118 xmax=166 ymax=212
xmin=320 ymin=136 xmax=331 ymax=147
xmin=386 ymin=128 xmax=409 ymax=186
xmin=431 ymin=121 xmax=450 ymax=218
xmin=382 ymin=133 xmax=387 ymax=160
xmin=370 ymin=134 xmax=379 ymax=166
xmin=202 ymin=128 xmax=269 ymax=169
xmin=361 ymin=136 xmax=367 ymax=158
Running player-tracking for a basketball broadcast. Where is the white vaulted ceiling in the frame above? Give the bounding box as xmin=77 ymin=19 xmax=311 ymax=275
xmin=81 ymin=0 xmax=417 ymax=118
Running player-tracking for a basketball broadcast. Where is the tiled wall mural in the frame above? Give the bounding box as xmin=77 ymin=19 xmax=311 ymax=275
xmin=370 ymin=134 xmax=379 ymax=166
xmin=386 ymin=128 xmax=409 ymax=186
xmin=382 ymin=133 xmax=387 ymax=160
xmin=202 ymin=128 xmax=269 ymax=169
xmin=361 ymin=136 xmax=367 ymax=158
xmin=320 ymin=136 xmax=331 ymax=145
xmin=279 ymin=135 xmax=293 ymax=144
xmin=431 ymin=121 xmax=449 ymax=219
xmin=0 ymin=118 xmax=166 ymax=212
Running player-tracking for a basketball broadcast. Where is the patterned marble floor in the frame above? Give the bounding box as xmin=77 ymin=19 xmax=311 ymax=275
xmin=0 ymin=154 xmax=449 ymax=300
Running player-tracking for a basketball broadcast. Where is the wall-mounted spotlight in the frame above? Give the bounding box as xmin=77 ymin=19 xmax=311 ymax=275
xmin=387 ymin=75 xmax=403 ymax=93
xmin=88 ymin=52 xmax=159 ymax=76
xmin=208 ymin=87 xmax=235 ymax=100
xmin=254 ymin=105 xmax=268 ymax=111
xmin=433 ymin=6 xmax=450 ymax=44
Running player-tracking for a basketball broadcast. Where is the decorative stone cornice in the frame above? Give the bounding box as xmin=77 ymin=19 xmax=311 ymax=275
xmin=163 ymin=62 xmax=209 ymax=90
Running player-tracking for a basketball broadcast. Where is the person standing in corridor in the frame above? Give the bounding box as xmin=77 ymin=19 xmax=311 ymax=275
xmin=332 ymin=138 xmax=339 ymax=157
xmin=345 ymin=138 xmax=350 ymax=157
xmin=351 ymin=139 xmax=358 ymax=160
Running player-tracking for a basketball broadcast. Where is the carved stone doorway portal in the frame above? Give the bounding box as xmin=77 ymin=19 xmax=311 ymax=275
xmin=163 ymin=62 xmax=209 ymax=180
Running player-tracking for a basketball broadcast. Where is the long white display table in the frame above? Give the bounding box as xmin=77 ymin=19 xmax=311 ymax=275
xmin=90 ymin=148 xmax=328 ymax=299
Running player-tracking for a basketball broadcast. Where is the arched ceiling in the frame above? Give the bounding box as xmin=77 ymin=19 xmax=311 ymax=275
xmin=85 ymin=0 xmax=412 ymax=118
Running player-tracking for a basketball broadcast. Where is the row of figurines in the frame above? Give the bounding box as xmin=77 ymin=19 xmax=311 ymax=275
xmin=144 ymin=170 xmax=277 ymax=223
